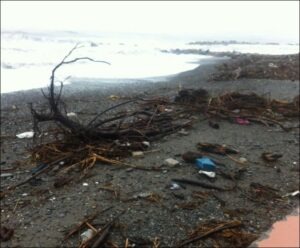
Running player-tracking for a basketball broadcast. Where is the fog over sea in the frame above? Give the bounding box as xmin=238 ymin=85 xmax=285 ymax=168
xmin=1 ymin=30 xmax=299 ymax=93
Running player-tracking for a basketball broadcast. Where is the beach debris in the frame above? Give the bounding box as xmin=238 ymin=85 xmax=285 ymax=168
xmin=132 ymin=151 xmax=144 ymax=157
xmin=66 ymin=112 xmax=77 ymax=117
xmin=164 ymin=158 xmax=180 ymax=167
xmin=198 ymin=170 xmax=216 ymax=178
xmin=80 ymin=229 xmax=95 ymax=242
xmin=16 ymin=131 xmax=34 ymax=139
xmin=142 ymin=141 xmax=150 ymax=147
xmin=182 ymin=151 xmax=203 ymax=163
xmin=108 ymin=95 xmax=120 ymax=101
xmin=172 ymin=178 xmax=232 ymax=191
xmin=208 ymin=121 xmax=220 ymax=129
xmin=197 ymin=143 xmax=238 ymax=156
xmin=175 ymin=88 xmax=209 ymax=105
xmin=248 ymin=182 xmax=280 ymax=202
xmin=239 ymin=157 xmax=248 ymax=164
xmin=178 ymin=129 xmax=189 ymax=135
xmin=195 ymin=157 xmax=216 ymax=171
xmin=283 ymin=190 xmax=300 ymax=198
xmin=268 ymin=63 xmax=278 ymax=68
xmin=82 ymin=183 xmax=89 ymax=187
xmin=169 ymin=182 xmax=181 ymax=190
xmin=0 ymin=173 xmax=13 ymax=178
xmin=175 ymin=220 xmax=243 ymax=248
xmin=31 ymin=163 xmax=48 ymax=175
xmin=261 ymin=152 xmax=283 ymax=162
xmin=235 ymin=117 xmax=250 ymax=125
xmin=0 ymin=226 xmax=14 ymax=241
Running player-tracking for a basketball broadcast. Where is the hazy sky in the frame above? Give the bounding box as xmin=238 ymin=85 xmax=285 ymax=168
xmin=2 ymin=1 xmax=299 ymax=42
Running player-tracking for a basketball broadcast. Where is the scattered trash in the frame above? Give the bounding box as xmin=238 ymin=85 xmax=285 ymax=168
xmin=0 ymin=226 xmax=14 ymax=241
xmin=66 ymin=112 xmax=77 ymax=117
xmin=169 ymin=182 xmax=181 ymax=190
xmin=22 ymin=193 xmax=28 ymax=197
xmin=142 ymin=141 xmax=150 ymax=147
xmin=239 ymin=157 xmax=248 ymax=164
xmin=16 ymin=131 xmax=34 ymax=139
xmin=132 ymin=151 xmax=144 ymax=157
xmin=31 ymin=163 xmax=48 ymax=174
xmin=261 ymin=152 xmax=283 ymax=162
xmin=164 ymin=158 xmax=180 ymax=167
xmin=182 ymin=151 xmax=203 ymax=163
xmin=208 ymin=121 xmax=220 ymax=129
xmin=197 ymin=143 xmax=238 ymax=156
xmin=195 ymin=157 xmax=216 ymax=171
xmin=80 ymin=229 xmax=94 ymax=242
xmin=199 ymin=170 xmax=216 ymax=178
xmin=283 ymin=190 xmax=299 ymax=198
xmin=178 ymin=129 xmax=189 ymax=136
xmin=108 ymin=95 xmax=120 ymax=101
xmin=0 ymin=173 xmax=13 ymax=178
xmin=293 ymin=161 xmax=297 ymax=165
xmin=268 ymin=63 xmax=278 ymax=68
xmin=235 ymin=117 xmax=250 ymax=125
xmin=82 ymin=183 xmax=89 ymax=187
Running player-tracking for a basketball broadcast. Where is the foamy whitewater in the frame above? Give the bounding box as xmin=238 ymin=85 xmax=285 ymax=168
xmin=1 ymin=31 xmax=299 ymax=93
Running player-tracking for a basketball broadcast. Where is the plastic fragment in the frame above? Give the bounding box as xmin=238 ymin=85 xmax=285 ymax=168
xmin=164 ymin=158 xmax=180 ymax=167
xmin=195 ymin=157 xmax=216 ymax=171
xmin=198 ymin=170 xmax=216 ymax=178
xmin=16 ymin=131 xmax=34 ymax=139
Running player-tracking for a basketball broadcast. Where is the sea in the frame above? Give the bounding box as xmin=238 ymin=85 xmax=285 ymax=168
xmin=1 ymin=31 xmax=299 ymax=93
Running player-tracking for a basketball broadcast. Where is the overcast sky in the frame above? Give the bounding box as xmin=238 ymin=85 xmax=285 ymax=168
xmin=2 ymin=1 xmax=299 ymax=42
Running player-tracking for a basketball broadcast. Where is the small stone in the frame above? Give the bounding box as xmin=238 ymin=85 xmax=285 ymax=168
xmin=22 ymin=193 xmax=28 ymax=197
xmin=82 ymin=183 xmax=89 ymax=187
xmin=66 ymin=112 xmax=77 ymax=117
xmin=164 ymin=158 xmax=180 ymax=167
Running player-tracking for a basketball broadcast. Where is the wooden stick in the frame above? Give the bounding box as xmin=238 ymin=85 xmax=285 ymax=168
xmin=175 ymin=220 xmax=242 ymax=247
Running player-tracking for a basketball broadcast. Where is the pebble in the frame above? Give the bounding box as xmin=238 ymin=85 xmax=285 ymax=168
xmin=178 ymin=129 xmax=189 ymax=136
xmin=142 ymin=141 xmax=150 ymax=147
xmin=82 ymin=183 xmax=89 ymax=186
xmin=239 ymin=157 xmax=248 ymax=164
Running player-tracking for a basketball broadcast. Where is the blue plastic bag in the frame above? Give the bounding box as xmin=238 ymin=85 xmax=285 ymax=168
xmin=195 ymin=157 xmax=216 ymax=171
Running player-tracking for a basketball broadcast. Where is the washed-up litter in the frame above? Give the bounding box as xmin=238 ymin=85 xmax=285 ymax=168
xmin=142 ymin=141 xmax=150 ymax=147
xmin=31 ymin=163 xmax=48 ymax=174
xmin=197 ymin=143 xmax=238 ymax=156
xmin=169 ymin=182 xmax=181 ymax=190
xmin=164 ymin=158 xmax=180 ymax=167
xmin=235 ymin=117 xmax=250 ymax=125
xmin=283 ymin=190 xmax=300 ymax=198
xmin=0 ymin=173 xmax=13 ymax=178
xmin=67 ymin=112 xmax=77 ymax=117
xmin=178 ymin=129 xmax=189 ymax=135
xmin=198 ymin=170 xmax=216 ymax=178
xmin=80 ymin=229 xmax=95 ymax=242
xmin=172 ymin=178 xmax=232 ymax=191
xmin=16 ymin=131 xmax=34 ymax=139
xmin=239 ymin=157 xmax=248 ymax=164
xmin=182 ymin=151 xmax=203 ymax=163
xmin=261 ymin=152 xmax=283 ymax=162
xmin=195 ymin=157 xmax=216 ymax=171
xmin=132 ymin=151 xmax=144 ymax=157
xmin=0 ymin=226 xmax=14 ymax=241
xmin=82 ymin=183 xmax=89 ymax=187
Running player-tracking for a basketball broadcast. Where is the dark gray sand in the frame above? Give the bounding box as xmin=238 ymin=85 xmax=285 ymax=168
xmin=1 ymin=57 xmax=299 ymax=247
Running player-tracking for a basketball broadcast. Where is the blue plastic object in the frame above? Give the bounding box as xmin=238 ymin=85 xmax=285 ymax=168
xmin=195 ymin=157 xmax=216 ymax=171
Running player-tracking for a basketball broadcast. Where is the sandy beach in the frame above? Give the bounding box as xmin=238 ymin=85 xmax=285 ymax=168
xmin=1 ymin=54 xmax=299 ymax=247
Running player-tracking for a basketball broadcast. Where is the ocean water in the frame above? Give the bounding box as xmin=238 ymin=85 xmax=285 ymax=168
xmin=1 ymin=31 xmax=299 ymax=93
